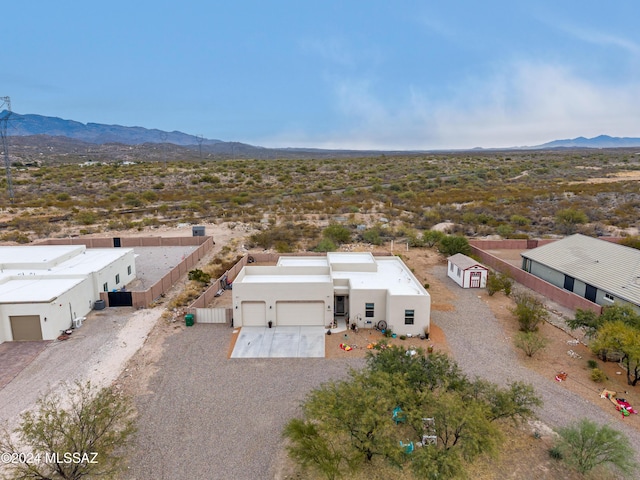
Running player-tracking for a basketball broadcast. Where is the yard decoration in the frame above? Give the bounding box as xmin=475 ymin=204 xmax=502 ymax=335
xmin=600 ymin=389 xmax=638 ymax=418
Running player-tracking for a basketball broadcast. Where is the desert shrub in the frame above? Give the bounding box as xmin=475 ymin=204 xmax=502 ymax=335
xmin=438 ymin=235 xmax=471 ymax=256
xmin=188 ymin=268 xmax=211 ymax=284
xmin=361 ymin=226 xmax=384 ymax=245
xmin=487 ymin=272 xmax=512 ymax=296
xmin=619 ymin=235 xmax=640 ymax=250
xmin=510 ymin=291 xmax=549 ymax=332
xmin=487 ymin=273 xmax=503 ymax=296
xmin=553 ymin=419 xmax=637 ymax=475
xmin=590 ymin=368 xmax=607 ymax=383
xmin=314 ymin=238 xmax=337 ymax=252
xmin=514 ymin=331 xmax=549 ymax=357
xmin=587 ymin=359 xmax=598 ymax=369
xmin=322 ymin=223 xmax=351 ymax=244
xmin=548 ymin=446 xmax=563 ymax=460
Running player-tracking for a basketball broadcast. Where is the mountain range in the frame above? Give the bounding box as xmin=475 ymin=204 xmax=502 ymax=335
xmin=3 ymin=111 xmax=640 ymax=152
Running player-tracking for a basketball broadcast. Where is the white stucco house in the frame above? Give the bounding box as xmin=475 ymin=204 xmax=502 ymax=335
xmin=447 ymin=253 xmax=488 ymax=289
xmin=232 ymin=252 xmax=430 ymax=336
xmin=0 ymin=245 xmax=136 ymax=343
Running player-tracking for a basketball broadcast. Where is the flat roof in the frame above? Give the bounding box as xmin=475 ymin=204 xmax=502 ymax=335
xmin=0 ymin=245 xmax=135 ymax=303
xmin=242 ymin=253 xmax=427 ymax=297
xmin=0 ymin=277 xmax=85 ymax=303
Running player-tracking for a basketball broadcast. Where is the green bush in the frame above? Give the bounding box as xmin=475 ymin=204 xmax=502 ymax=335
xmin=514 ymin=331 xmax=549 ymax=357
xmin=587 ymin=359 xmax=598 ymax=369
xmin=511 ymin=291 xmax=549 ymax=332
xmin=590 ymin=368 xmax=607 ymax=383
xmin=188 ymin=269 xmax=211 ymax=284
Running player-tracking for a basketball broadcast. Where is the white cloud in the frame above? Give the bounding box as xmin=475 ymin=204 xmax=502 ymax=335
xmin=260 ymin=61 xmax=640 ymax=150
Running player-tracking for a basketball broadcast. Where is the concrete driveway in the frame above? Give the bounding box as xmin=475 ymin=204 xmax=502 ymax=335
xmin=231 ymin=326 xmax=325 ymax=358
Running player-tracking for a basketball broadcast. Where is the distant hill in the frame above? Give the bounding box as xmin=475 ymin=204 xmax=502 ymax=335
xmin=4 ymin=111 xmax=640 ymax=154
xmin=532 ymin=135 xmax=640 ymax=149
xmin=3 ymin=112 xmax=224 ymax=146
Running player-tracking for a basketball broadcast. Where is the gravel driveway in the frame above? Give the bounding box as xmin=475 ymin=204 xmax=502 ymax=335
xmin=430 ymin=265 xmax=640 ymax=468
xmin=128 ymin=263 xmax=640 ymax=479
xmin=128 ymin=325 xmax=365 ymax=480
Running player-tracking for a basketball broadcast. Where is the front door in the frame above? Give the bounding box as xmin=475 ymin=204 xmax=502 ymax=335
xmin=335 ymin=296 xmax=345 ymax=315
xmin=470 ymin=271 xmax=481 ymax=288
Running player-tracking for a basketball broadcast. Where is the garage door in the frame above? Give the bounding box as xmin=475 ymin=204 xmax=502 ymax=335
xmin=276 ymin=301 xmax=324 ymax=326
xmin=241 ymin=301 xmax=267 ymax=326
xmin=10 ymin=315 xmax=43 ymax=341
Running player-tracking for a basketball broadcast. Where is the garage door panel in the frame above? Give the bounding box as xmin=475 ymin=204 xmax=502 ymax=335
xmin=10 ymin=315 xmax=43 ymax=341
xmin=276 ymin=301 xmax=324 ymax=326
xmin=242 ymin=301 xmax=266 ymax=326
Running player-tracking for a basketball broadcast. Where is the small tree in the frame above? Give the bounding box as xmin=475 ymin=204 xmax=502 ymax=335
xmin=514 ymin=331 xmax=549 ymax=357
xmin=0 ymin=381 xmax=136 ymax=480
xmin=510 ymin=291 xmax=549 ymax=332
xmin=422 ymin=230 xmax=445 ymax=248
xmin=438 ymin=235 xmax=471 ymax=256
xmin=554 ymin=419 xmax=638 ymax=475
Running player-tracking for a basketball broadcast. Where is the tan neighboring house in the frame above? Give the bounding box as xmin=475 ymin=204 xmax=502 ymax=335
xmin=0 ymin=245 xmax=136 ymax=343
xmin=232 ymin=252 xmax=431 ymax=336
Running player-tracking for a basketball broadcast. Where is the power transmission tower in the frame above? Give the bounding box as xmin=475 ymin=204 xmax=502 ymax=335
xmin=0 ymin=96 xmax=14 ymax=203
xmin=196 ymin=134 xmax=204 ymax=159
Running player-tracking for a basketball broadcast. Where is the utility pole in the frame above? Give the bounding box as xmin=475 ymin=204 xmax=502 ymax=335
xmin=0 ymin=97 xmax=14 ymax=203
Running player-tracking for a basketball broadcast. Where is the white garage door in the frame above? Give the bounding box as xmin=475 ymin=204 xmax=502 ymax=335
xmin=242 ymin=301 xmax=267 ymax=326
xmin=276 ymin=301 xmax=324 ymax=326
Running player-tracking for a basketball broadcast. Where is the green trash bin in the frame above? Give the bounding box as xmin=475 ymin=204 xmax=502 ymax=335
xmin=185 ymin=313 xmax=194 ymax=327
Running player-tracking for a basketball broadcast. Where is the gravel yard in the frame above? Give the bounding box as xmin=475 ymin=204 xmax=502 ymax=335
xmin=127 ymin=324 xmax=365 ymax=480
xmin=430 ymin=264 xmax=640 ymax=467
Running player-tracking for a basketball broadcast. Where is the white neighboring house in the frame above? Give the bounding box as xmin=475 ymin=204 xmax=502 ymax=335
xmin=447 ymin=253 xmax=488 ymax=289
xmin=0 ymin=245 xmax=136 ymax=343
xmin=232 ymin=252 xmax=431 ymax=336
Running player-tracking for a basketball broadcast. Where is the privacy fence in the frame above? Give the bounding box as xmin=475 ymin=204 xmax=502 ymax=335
xmin=38 ymin=236 xmax=215 ymax=309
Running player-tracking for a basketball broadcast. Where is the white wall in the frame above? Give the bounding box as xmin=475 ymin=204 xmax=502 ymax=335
xmin=385 ymin=293 xmax=430 ymax=337
xmin=349 ymin=288 xmax=388 ymax=328
xmin=93 ymin=250 xmax=136 ymax=294
xmin=0 ymin=277 xmax=95 ymax=341
xmin=232 ymin=277 xmax=334 ymax=327
xmin=447 ymin=260 xmax=464 ymax=287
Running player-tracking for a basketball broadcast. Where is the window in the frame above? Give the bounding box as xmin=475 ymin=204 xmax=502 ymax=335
xmin=405 ymin=309 xmax=415 ymax=325
xmin=604 ymin=293 xmax=614 ymax=302
xmin=127 ymin=265 xmax=132 ymax=275
xmin=365 ymin=303 xmax=375 ymax=318
xmin=115 ymin=274 xmax=120 ymax=284
xmin=103 ymin=282 xmax=108 ymax=292
xmin=449 ymin=262 xmax=454 ymax=272
xmin=457 ymin=267 xmax=461 ymax=277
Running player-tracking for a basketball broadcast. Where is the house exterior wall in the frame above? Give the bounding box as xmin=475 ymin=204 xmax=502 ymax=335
xmin=0 ymin=277 xmax=94 ymax=341
xmin=385 ymin=293 xmax=430 ymax=336
xmin=92 ymin=250 xmax=137 ymax=294
xmin=232 ymin=277 xmax=334 ymax=327
xmin=349 ymin=288 xmax=388 ymax=328
xmin=526 ymin=259 xmax=640 ymax=314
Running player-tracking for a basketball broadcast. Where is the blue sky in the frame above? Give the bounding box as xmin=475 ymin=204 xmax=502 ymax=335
xmin=4 ymin=1 xmax=640 ymax=149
